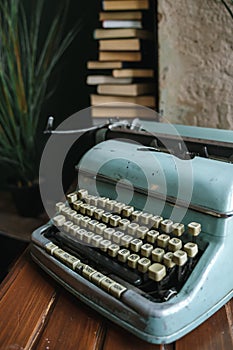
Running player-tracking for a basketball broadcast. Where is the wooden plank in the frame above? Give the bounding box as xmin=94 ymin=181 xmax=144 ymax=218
xmin=176 ymin=300 xmax=233 ymax=350
xmin=103 ymin=323 xmax=174 ymax=350
xmin=35 ymin=290 xmax=105 ymax=350
xmin=0 ymin=254 xmax=57 ymax=349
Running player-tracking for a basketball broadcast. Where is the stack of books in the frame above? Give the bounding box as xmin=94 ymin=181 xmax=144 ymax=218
xmin=87 ymin=0 xmax=157 ymax=121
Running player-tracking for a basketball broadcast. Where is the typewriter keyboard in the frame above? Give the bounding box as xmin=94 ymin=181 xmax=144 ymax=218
xmin=43 ymin=189 xmax=205 ymax=302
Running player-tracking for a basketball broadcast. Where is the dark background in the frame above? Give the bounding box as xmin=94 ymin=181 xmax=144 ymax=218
xmin=0 ymin=0 xmax=99 ymax=189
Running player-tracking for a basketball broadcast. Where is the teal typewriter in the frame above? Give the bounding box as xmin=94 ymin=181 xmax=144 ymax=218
xmin=31 ymin=119 xmax=233 ymax=344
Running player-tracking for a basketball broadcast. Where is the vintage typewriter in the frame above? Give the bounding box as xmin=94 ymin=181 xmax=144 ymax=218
xmin=31 ymin=119 xmax=233 ymax=344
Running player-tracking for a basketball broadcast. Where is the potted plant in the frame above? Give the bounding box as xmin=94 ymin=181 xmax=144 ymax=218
xmin=0 ymin=0 xmax=78 ymax=216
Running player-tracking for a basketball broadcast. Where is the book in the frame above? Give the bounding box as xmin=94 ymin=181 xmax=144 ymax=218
xmin=87 ymin=61 xmax=153 ymax=69
xmin=112 ymin=68 xmax=154 ymax=78
xmin=97 ymin=83 xmax=155 ymax=96
xmin=87 ymin=75 xmax=133 ymax=85
xmin=90 ymin=94 xmax=156 ymax=107
xmin=102 ymin=20 xmax=142 ymax=29
xmin=91 ymin=105 xmax=156 ymax=118
xmin=99 ymin=38 xmax=151 ymax=51
xmin=99 ymin=51 xmax=142 ymax=61
xmin=94 ymin=28 xmax=153 ymax=40
xmin=87 ymin=61 xmax=124 ymax=69
xmin=102 ymin=0 xmax=150 ymax=11
xmin=99 ymin=11 xmax=143 ymax=21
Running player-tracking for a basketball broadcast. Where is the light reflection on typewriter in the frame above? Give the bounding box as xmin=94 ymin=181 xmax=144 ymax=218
xmin=31 ymin=120 xmax=233 ymax=344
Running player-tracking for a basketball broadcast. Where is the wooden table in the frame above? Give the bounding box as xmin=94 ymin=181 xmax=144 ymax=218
xmin=0 ymin=249 xmax=232 ymax=350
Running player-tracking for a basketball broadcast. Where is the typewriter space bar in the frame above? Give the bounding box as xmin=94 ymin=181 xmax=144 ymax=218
xmin=61 ymin=240 xmax=142 ymax=286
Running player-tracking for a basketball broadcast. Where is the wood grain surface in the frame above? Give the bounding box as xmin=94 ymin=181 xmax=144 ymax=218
xmin=0 ymin=250 xmax=232 ymax=350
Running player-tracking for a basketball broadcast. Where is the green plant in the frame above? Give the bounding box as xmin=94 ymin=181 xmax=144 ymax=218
xmin=0 ymin=0 xmax=78 ymax=186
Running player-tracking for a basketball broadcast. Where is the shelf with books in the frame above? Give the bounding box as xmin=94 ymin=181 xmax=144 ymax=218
xmin=86 ymin=0 xmax=158 ymax=122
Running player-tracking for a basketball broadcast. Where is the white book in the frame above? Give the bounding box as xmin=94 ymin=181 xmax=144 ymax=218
xmin=103 ymin=20 xmax=142 ymax=29
xmin=87 ymin=75 xmax=133 ymax=85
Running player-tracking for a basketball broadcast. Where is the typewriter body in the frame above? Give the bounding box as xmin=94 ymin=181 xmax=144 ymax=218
xmin=31 ymin=120 xmax=233 ymax=344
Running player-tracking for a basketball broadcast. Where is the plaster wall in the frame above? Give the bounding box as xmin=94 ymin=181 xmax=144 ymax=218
xmin=158 ymin=0 xmax=233 ymax=129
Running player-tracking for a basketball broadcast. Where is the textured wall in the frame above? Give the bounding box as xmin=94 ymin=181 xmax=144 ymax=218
xmin=158 ymin=0 xmax=233 ymax=129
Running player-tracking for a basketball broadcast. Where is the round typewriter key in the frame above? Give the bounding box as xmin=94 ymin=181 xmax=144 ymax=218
xmin=148 ymin=263 xmax=166 ymax=282
xmin=45 ymin=242 xmax=58 ymax=255
xmin=77 ymin=189 xmax=88 ymax=199
xmin=82 ymin=265 xmax=96 ymax=280
xmin=127 ymin=222 xmax=139 ymax=235
xmin=141 ymin=243 xmax=153 ymax=257
xmin=80 ymin=216 xmax=91 ymax=228
xmin=140 ymin=212 xmax=153 ymax=225
xmin=67 ymin=209 xmax=77 ymax=220
xmin=163 ymin=252 xmax=175 ymax=268
xmin=110 ymin=283 xmax=127 ymax=298
xmin=122 ymin=205 xmax=134 ymax=217
xmin=79 ymin=203 xmax=89 ymax=214
xmin=91 ymin=235 xmax=103 ymax=247
xmin=108 ymin=244 xmax=120 ymax=257
xmin=110 ymin=214 xmax=121 ymax=227
xmin=121 ymin=234 xmax=133 ymax=247
xmin=172 ymin=222 xmax=185 ymax=236
xmin=118 ymin=249 xmax=130 ymax=263
xmin=93 ymin=208 xmax=104 ymax=220
xmin=90 ymin=196 xmax=98 ymax=206
xmin=84 ymin=195 xmax=92 ymax=204
xmin=88 ymin=219 xmax=99 ymax=231
xmin=65 ymin=254 xmax=80 ymax=269
xmin=95 ymin=223 xmax=107 ymax=235
xmin=112 ymin=231 xmax=124 ymax=244
xmin=173 ymin=250 xmax=188 ymax=266
xmin=97 ymin=196 xmax=109 ymax=208
xmin=73 ymin=213 xmax=83 ymax=225
xmin=61 ymin=207 xmax=70 ymax=217
xmin=168 ymin=237 xmax=182 ymax=252
xmin=100 ymin=277 xmax=115 ymax=292
xmin=119 ymin=218 xmax=130 ymax=230
xmin=157 ymin=234 xmax=170 ymax=248
xmin=104 ymin=227 xmax=115 ymax=239
xmin=73 ymin=200 xmax=83 ymax=211
xmin=130 ymin=238 xmax=143 ymax=252
xmin=188 ymin=222 xmax=201 ymax=236
xmin=52 ymin=214 xmax=66 ymax=227
xmin=83 ymin=231 xmax=94 ymax=244
xmin=146 ymin=230 xmax=159 ymax=243
xmin=131 ymin=210 xmax=142 ymax=222
xmin=127 ymin=254 xmax=140 ymax=269
xmin=113 ymin=202 xmax=125 ymax=214
xmin=136 ymin=226 xmax=149 ymax=239
xmin=100 ymin=239 xmax=111 ymax=252
xmin=105 ymin=199 xmax=117 ymax=211
xmin=62 ymin=221 xmax=73 ymax=233
xmin=86 ymin=205 xmax=97 ymax=216
xmin=161 ymin=219 xmax=173 ymax=233
xmin=70 ymin=224 xmax=79 ymax=236
xmin=138 ymin=258 xmax=151 ymax=273
xmin=91 ymin=272 xmax=106 ymax=285
xmin=76 ymin=228 xmax=86 ymax=241
xmin=149 ymin=215 xmax=163 ymax=229
xmin=67 ymin=192 xmax=77 ymax=203
xmin=152 ymin=248 xmax=165 ymax=262
xmin=55 ymin=202 xmax=66 ymax=212
xmin=184 ymin=242 xmax=198 ymax=258
xmin=102 ymin=212 xmax=112 ymax=224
